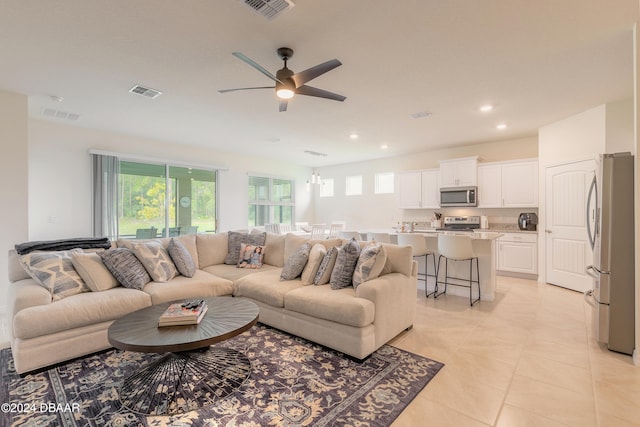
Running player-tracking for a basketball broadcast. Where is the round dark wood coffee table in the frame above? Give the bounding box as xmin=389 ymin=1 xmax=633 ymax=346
xmin=108 ymin=296 xmax=259 ymax=415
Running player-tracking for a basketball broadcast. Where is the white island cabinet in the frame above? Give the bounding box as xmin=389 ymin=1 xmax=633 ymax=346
xmin=417 ymin=231 xmax=502 ymax=301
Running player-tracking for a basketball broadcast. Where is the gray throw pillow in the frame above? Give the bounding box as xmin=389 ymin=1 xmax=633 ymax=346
xmin=280 ymin=242 xmax=311 ymax=280
xmin=330 ymin=238 xmax=361 ymax=289
xmin=131 ymin=241 xmax=178 ymax=282
xmin=20 ymin=249 xmax=89 ymax=300
xmin=224 ymin=231 xmax=267 ymax=265
xmin=168 ymin=238 xmax=196 ymax=277
xmin=100 ymin=248 xmax=151 ymax=290
xmin=313 ymin=246 xmax=339 ymax=285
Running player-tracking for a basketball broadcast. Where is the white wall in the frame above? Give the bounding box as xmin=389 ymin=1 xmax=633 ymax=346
xmin=313 ymin=136 xmax=538 ymax=230
xmin=28 ymin=119 xmax=313 ymax=239
xmin=0 ymin=90 xmax=29 ymax=312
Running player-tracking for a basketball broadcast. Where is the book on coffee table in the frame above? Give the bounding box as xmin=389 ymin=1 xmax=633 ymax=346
xmin=158 ymin=300 xmax=208 ymax=327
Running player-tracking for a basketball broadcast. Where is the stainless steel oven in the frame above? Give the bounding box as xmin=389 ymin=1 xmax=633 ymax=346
xmin=439 ymin=186 xmax=477 ymax=207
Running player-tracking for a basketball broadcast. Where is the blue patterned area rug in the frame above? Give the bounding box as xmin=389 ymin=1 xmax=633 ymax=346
xmin=1 ymin=324 xmax=443 ymax=426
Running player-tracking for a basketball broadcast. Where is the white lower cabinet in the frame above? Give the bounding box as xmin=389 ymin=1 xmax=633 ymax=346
xmin=496 ymin=233 xmax=537 ymax=276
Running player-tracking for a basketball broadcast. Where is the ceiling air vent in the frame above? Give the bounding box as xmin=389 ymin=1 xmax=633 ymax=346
xmin=241 ymin=0 xmax=294 ymax=20
xmin=304 ymin=150 xmax=327 ymax=157
xmin=41 ymin=108 xmax=80 ymax=121
xmin=129 ymin=85 xmax=163 ymax=99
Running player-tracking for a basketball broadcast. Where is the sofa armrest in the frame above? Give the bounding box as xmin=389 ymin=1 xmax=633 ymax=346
xmin=355 ymin=272 xmax=417 ymax=347
xmin=8 ymin=279 xmax=52 ymax=320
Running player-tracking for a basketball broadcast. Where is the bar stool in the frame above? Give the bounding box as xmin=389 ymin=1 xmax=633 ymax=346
xmin=436 ymin=234 xmax=480 ymax=306
xmin=396 ymin=233 xmax=437 ymax=297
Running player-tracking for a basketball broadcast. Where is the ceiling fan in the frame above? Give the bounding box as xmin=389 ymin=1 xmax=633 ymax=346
xmin=218 ymin=47 xmax=346 ymax=112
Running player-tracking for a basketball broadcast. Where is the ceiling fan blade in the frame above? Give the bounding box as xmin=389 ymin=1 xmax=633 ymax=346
xmin=291 ymin=59 xmax=342 ymax=87
xmin=218 ymin=86 xmax=274 ymax=93
xmin=296 ymin=85 xmax=346 ymax=102
xmin=232 ymin=52 xmax=283 ymax=84
xmin=279 ymin=100 xmax=288 ymax=112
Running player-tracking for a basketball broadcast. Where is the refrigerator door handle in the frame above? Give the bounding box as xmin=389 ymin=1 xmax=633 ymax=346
xmin=586 ymin=175 xmax=597 ymax=250
xmin=585 ymin=265 xmax=599 ymax=279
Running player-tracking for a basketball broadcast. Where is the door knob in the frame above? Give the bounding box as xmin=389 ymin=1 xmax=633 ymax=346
xmin=545 ymin=229 xmax=552 ymax=234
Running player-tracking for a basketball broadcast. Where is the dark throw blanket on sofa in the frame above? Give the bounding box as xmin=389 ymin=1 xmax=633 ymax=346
xmin=15 ymin=237 xmax=112 ymax=255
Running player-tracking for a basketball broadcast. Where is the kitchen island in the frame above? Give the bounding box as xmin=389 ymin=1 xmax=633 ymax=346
xmin=385 ymin=230 xmax=502 ymax=302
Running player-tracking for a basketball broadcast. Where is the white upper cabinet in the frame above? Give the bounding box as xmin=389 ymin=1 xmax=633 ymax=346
xmin=397 ymin=169 xmax=439 ymax=209
xmin=439 ymin=157 xmax=478 ymax=188
xmin=421 ymin=169 xmax=440 ymax=209
xmin=397 ymin=171 xmax=422 ymax=208
xmin=477 ymin=159 xmax=538 ymax=208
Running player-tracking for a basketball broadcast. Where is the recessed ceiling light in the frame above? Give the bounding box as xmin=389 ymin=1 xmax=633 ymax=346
xmin=349 ymin=133 xmax=359 ymax=140
xmin=380 ymin=144 xmax=389 ymax=150
xmin=496 ymin=123 xmax=507 ymax=130
xmin=479 ymin=104 xmax=493 ymax=112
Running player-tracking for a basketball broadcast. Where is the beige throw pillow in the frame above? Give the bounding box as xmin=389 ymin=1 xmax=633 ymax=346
xmin=20 ymin=249 xmax=89 ymax=300
xmin=70 ymin=252 xmax=120 ymax=291
xmin=131 ymin=241 xmax=178 ymax=282
xmin=352 ymin=243 xmax=387 ymax=289
xmin=301 ymin=243 xmax=327 ymax=285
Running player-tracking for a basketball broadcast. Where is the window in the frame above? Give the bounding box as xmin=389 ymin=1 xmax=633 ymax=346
xmin=118 ymin=161 xmax=217 ymax=238
xmin=319 ymin=178 xmax=334 ymax=197
xmin=248 ymin=176 xmax=294 ymax=227
xmin=375 ymin=172 xmax=395 ymax=194
xmin=345 ymin=175 xmax=362 ymax=196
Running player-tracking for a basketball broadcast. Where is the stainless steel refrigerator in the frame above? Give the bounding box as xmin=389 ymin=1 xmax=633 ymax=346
xmin=585 ymin=152 xmax=635 ymax=355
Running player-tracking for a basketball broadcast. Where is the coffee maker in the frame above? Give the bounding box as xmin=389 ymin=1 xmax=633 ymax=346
xmin=518 ymin=212 xmax=538 ymax=231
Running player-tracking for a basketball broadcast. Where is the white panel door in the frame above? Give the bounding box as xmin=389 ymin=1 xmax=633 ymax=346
xmin=545 ymin=160 xmax=595 ymax=292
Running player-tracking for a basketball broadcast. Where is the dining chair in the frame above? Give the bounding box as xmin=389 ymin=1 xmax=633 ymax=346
xmin=436 ymin=234 xmax=480 ymax=306
xmin=279 ymin=223 xmax=292 ymax=234
xmin=136 ymin=227 xmax=157 ymax=239
xmin=396 ymin=233 xmax=437 ymax=297
xmin=328 ymin=223 xmax=344 ymax=238
xmin=310 ymin=224 xmax=326 ymax=240
xmin=265 ymin=224 xmax=278 ymax=234
xmin=295 ymin=222 xmax=310 ymax=232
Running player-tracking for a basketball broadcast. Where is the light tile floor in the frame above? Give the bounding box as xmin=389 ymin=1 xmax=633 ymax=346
xmin=390 ymin=276 xmax=640 ymax=427
xmin=1 ymin=277 xmax=638 ymax=426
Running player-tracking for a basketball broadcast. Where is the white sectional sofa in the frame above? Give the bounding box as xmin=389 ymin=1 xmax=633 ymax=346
xmin=6 ymin=231 xmax=417 ymax=374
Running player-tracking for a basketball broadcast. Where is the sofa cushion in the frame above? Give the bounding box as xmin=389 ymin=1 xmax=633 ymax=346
xmin=70 ymin=251 xmax=120 ymax=292
xmin=263 ymin=233 xmax=285 ymax=267
xmin=142 ymin=269 xmax=234 ymax=305
xmin=224 ymin=231 xmax=267 ymax=265
xmin=284 ymin=285 xmax=375 ymax=328
xmin=168 ymin=238 xmax=196 ymax=277
xmin=12 ymin=287 xmax=151 ymax=340
xmin=237 ymin=244 xmax=265 ymax=269
xmin=313 ymin=246 xmax=339 ymax=285
xmin=233 ymin=269 xmax=303 ymax=308
xmin=202 ymin=263 xmax=279 ymax=282
xmin=196 ymin=233 xmax=228 ymax=268
xmin=19 ymin=249 xmax=89 ymax=301
xmin=301 ymin=243 xmax=326 ymax=285
xmin=100 ymin=248 xmax=151 ymax=290
xmin=281 ymin=243 xmax=311 ymax=280
xmin=352 ymin=243 xmax=387 ymax=289
xmin=284 ymin=234 xmax=342 ymax=261
xmin=330 ymin=238 xmax=361 ymax=289
xmin=131 ymin=241 xmax=178 ymax=282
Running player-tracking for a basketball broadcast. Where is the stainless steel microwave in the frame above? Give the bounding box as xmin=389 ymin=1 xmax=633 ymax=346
xmin=440 ymin=186 xmax=477 ymax=207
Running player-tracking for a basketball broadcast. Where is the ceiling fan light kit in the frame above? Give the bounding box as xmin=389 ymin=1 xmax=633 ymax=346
xmin=219 ymin=47 xmax=345 ymax=111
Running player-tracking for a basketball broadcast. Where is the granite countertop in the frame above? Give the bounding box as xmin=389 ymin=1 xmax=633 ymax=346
xmin=485 ymin=224 xmax=538 ymax=234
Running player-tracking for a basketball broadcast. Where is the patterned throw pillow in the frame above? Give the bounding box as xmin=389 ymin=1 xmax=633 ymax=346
xmin=313 ymin=246 xmax=339 ymax=285
xmin=70 ymin=251 xmax=120 ymax=292
xmin=237 ymin=244 xmax=265 ymax=269
xmin=20 ymin=249 xmax=89 ymax=301
xmin=131 ymin=241 xmax=178 ymax=282
xmin=330 ymin=238 xmax=361 ymax=289
xmin=224 ymin=231 xmax=267 ymax=265
xmin=301 ymin=243 xmax=327 ymax=285
xmin=352 ymin=243 xmax=387 ymax=289
xmin=100 ymin=248 xmax=151 ymax=290
xmin=280 ymin=243 xmax=311 ymax=280
xmin=168 ymin=238 xmax=196 ymax=277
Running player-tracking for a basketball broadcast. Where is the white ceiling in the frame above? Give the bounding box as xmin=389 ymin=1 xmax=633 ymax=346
xmin=0 ymin=0 xmax=637 ymax=167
